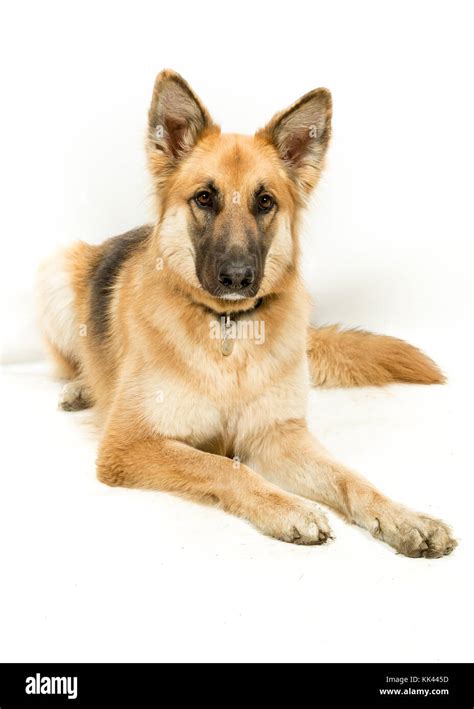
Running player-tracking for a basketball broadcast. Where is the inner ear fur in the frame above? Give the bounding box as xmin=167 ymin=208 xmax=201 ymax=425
xmin=257 ymin=88 xmax=332 ymax=197
xmin=147 ymin=69 xmax=216 ymax=165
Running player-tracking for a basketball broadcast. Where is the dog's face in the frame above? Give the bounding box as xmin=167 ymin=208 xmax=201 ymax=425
xmin=147 ymin=70 xmax=332 ymax=307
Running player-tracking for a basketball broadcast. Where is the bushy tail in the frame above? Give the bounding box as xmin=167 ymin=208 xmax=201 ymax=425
xmin=307 ymin=325 xmax=445 ymax=388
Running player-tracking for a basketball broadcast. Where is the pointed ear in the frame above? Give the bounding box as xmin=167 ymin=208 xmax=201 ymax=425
xmin=147 ymin=70 xmax=215 ymax=163
xmin=257 ymin=88 xmax=332 ymax=197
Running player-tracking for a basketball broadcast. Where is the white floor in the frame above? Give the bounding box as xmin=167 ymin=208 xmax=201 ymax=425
xmin=1 ymin=346 xmax=472 ymax=663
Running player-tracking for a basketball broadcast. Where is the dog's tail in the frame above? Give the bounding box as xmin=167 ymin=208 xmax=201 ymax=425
xmin=307 ymin=325 xmax=445 ymax=388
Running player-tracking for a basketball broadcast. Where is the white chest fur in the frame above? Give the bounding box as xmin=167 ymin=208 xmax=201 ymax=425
xmin=138 ymin=353 xmax=310 ymax=449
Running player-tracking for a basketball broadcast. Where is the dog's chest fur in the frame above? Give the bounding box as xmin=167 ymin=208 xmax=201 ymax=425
xmin=127 ymin=300 xmax=311 ymax=452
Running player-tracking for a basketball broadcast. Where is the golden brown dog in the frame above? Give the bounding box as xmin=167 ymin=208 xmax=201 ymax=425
xmin=37 ymin=70 xmax=456 ymax=557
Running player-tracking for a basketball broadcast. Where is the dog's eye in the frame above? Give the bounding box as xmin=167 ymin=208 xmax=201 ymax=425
xmin=195 ymin=190 xmax=213 ymax=208
xmin=257 ymin=193 xmax=274 ymax=212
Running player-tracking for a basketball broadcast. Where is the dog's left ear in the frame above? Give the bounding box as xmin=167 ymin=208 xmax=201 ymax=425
xmin=257 ymin=88 xmax=332 ymax=197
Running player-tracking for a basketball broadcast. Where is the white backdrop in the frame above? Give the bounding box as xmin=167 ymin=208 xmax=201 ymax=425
xmin=1 ymin=0 xmax=473 ymax=363
xmin=1 ymin=0 xmax=474 ymax=665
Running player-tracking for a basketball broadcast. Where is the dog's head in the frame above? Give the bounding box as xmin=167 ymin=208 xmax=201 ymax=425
xmin=147 ymin=70 xmax=331 ymax=309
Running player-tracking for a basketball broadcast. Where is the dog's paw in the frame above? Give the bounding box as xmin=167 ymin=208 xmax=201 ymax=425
xmin=253 ymin=494 xmax=333 ymax=545
xmin=371 ymin=504 xmax=457 ymax=558
xmin=58 ymin=381 xmax=93 ymax=411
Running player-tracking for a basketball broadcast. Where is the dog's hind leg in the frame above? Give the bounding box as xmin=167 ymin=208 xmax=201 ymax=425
xmin=37 ymin=247 xmax=82 ymax=375
xmin=44 ymin=337 xmax=78 ymax=381
xmin=37 ymin=244 xmax=97 ymax=410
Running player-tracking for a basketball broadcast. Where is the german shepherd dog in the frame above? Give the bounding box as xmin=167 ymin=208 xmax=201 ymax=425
xmin=37 ymin=70 xmax=456 ymax=558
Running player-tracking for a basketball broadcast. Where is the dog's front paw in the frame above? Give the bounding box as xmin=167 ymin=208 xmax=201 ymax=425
xmin=372 ymin=504 xmax=457 ymax=558
xmin=252 ymin=494 xmax=333 ymax=545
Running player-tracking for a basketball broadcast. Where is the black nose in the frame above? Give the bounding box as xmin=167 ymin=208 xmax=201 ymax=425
xmin=218 ymin=262 xmax=255 ymax=290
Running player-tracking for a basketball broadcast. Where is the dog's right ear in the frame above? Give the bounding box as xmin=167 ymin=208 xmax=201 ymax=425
xmin=147 ymin=70 xmax=215 ymax=166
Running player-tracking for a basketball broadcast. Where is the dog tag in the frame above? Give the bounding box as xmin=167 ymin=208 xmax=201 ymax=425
xmin=221 ymin=314 xmax=234 ymax=356
xmin=221 ymin=337 xmax=234 ymax=356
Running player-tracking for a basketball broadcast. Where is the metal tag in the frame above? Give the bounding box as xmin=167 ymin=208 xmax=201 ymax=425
xmin=221 ymin=314 xmax=234 ymax=356
xmin=221 ymin=337 xmax=234 ymax=356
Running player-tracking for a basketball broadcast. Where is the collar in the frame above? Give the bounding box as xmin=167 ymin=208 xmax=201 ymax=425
xmin=199 ymin=297 xmax=265 ymax=320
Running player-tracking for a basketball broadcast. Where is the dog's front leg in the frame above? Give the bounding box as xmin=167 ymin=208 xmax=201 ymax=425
xmin=243 ymin=420 xmax=456 ymax=558
xmin=97 ymin=430 xmax=332 ymax=545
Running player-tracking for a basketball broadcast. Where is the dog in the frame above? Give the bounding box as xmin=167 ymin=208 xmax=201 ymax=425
xmin=37 ymin=70 xmax=456 ymax=557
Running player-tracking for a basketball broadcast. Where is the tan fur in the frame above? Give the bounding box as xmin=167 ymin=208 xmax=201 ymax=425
xmin=43 ymin=338 xmax=78 ymax=380
xmin=37 ymin=70 xmax=456 ymax=557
